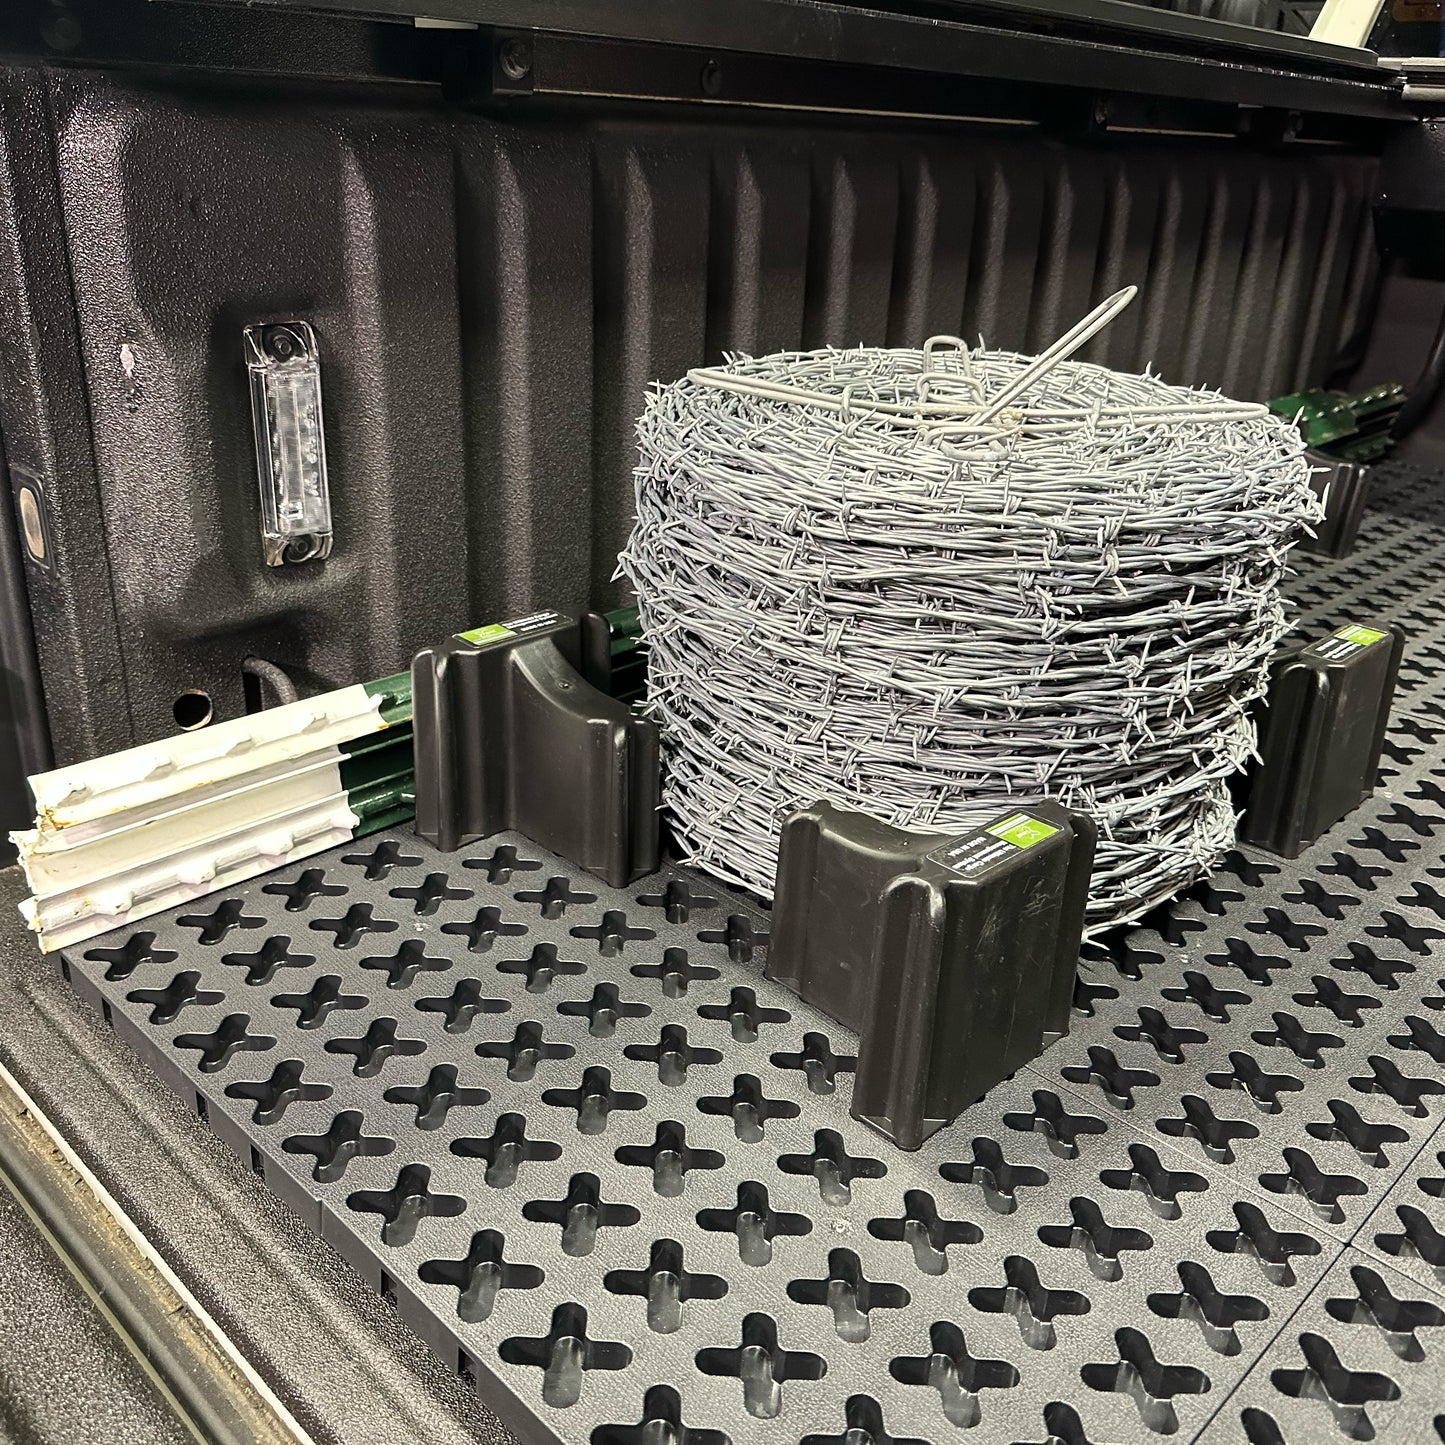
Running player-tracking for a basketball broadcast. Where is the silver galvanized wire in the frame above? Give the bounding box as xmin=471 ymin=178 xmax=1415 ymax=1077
xmin=618 ymin=337 xmax=1321 ymax=930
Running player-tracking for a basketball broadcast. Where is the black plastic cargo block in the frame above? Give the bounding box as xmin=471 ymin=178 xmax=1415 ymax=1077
xmin=578 ymin=607 xmax=646 ymax=705
xmin=766 ymin=800 xmax=1095 ymax=1150
xmin=1297 ymin=450 xmax=1371 ymax=560
xmin=412 ymin=610 xmax=659 ymax=886
xmin=1241 ymin=621 xmax=1404 ymax=860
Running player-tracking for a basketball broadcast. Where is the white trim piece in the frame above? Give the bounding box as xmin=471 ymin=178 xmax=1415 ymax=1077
xmin=27 ymin=684 xmax=383 ymax=834
xmin=21 ymin=791 xmax=361 ymax=953
xmin=1310 ymin=0 xmax=1388 ymax=48
xmin=11 ymin=680 xmax=415 ymax=951
xmin=0 ymin=1059 xmax=317 ymax=1445
xmin=16 ymin=750 xmax=348 ymax=891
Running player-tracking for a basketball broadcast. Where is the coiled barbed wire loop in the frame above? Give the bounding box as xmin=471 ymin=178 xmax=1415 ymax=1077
xmin=617 ymin=288 xmax=1323 ymax=931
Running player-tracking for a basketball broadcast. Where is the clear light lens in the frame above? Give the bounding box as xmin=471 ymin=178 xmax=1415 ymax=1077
xmin=244 ymin=322 xmax=333 ymax=566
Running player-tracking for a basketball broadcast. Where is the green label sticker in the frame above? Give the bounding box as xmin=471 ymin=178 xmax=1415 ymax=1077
xmin=1306 ymin=623 xmax=1391 ymax=664
xmin=454 ymin=609 xmax=567 ymax=649
xmin=986 ymin=812 xmax=1060 ymax=849
xmin=1335 ymin=624 xmax=1386 ymax=648
xmin=456 ymin=622 xmax=516 ymax=647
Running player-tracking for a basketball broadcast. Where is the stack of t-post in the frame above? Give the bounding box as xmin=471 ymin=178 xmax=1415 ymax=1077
xmin=14 ymin=670 xmax=414 ymax=954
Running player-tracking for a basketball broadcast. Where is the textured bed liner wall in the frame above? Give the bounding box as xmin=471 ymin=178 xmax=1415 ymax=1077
xmin=0 ymin=63 xmax=1380 ymax=761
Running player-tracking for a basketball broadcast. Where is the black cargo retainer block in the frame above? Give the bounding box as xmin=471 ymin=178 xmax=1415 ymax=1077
xmin=412 ymin=610 xmax=660 ymax=887
xmin=766 ymin=799 xmax=1095 ymax=1150
xmin=1241 ymin=620 xmax=1403 ymax=860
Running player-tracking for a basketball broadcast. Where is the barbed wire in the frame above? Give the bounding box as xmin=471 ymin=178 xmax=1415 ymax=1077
xmin=618 ymin=335 xmax=1321 ymax=931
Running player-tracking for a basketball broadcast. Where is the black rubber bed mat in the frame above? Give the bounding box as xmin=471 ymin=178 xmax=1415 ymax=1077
xmin=55 ymin=459 xmax=1445 ymax=1445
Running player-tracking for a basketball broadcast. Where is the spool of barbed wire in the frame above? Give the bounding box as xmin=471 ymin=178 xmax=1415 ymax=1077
xmin=617 ymin=291 xmax=1321 ymax=930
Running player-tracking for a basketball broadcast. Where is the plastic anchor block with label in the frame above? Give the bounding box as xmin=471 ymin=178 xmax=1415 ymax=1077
xmin=411 ymin=611 xmax=660 ymax=887
xmin=766 ymin=800 xmax=1095 ymax=1150
xmin=1240 ymin=621 xmax=1404 ymax=860
xmin=1297 ymin=450 xmax=1371 ymax=560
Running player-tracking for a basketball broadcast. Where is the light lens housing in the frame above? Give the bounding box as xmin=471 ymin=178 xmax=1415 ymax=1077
xmin=244 ymin=321 xmax=333 ymax=566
